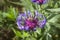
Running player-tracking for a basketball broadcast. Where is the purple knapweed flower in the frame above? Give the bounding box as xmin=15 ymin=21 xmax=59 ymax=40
xmin=17 ymin=10 xmax=46 ymax=31
xmin=31 ymin=0 xmax=47 ymax=4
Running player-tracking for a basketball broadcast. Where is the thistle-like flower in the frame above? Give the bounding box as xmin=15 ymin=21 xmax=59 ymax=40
xmin=31 ymin=0 xmax=47 ymax=4
xmin=17 ymin=10 xmax=46 ymax=31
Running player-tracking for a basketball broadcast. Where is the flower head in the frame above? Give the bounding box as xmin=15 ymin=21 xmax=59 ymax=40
xmin=17 ymin=10 xmax=46 ymax=31
xmin=31 ymin=0 xmax=47 ymax=4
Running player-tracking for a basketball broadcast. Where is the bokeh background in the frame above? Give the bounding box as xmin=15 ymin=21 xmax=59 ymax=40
xmin=0 ymin=0 xmax=60 ymax=40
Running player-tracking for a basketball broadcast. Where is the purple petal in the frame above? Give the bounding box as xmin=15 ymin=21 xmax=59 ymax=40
xmin=34 ymin=10 xmax=40 ymax=19
xmin=33 ymin=27 xmax=36 ymax=31
xmin=32 ymin=0 xmax=47 ymax=4
xmin=34 ymin=10 xmax=39 ymax=16
xmin=31 ymin=0 xmax=37 ymax=2
xmin=27 ymin=10 xmax=32 ymax=17
xmin=19 ymin=13 xmax=27 ymax=18
xmin=17 ymin=22 xmax=20 ymax=27
xmin=24 ymin=26 xmax=29 ymax=30
xmin=43 ymin=0 xmax=47 ymax=4
xmin=38 ymin=17 xmax=46 ymax=28
xmin=17 ymin=13 xmax=27 ymax=23
xmin=17 ymin=13 xmax=27 ymax=30
xmin=18 ymin=25 xmax=25 ymax=30
xmin=16 ymin=10 xmax=47 ymax=31
xmin=34 ymin=11 xmax=44 ymax=19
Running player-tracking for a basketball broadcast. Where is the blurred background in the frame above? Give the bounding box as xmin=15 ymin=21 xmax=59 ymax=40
xmin=0 ymin=0 xmax=60 ymax=40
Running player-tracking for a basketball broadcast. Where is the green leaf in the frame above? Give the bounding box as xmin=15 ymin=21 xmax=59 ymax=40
xmin=22 ymin=31 xmax=30 ymax=38
xmin=50 ymin=23 xmax=60 ymax=29
xmin=47 ymin=8 xmax=60 ymax=13
xmin=12 ymin=28 xmax=30 ymax=38
xmin=12 ymin=28 xmax=22 ymax=38
xmin=48 ymin=14 xmax=60 ymax=28
xmin=36 ymin=28 xmax=41 ymax=35
xmin=45 ymin=23 xmax=51 ymax=32
xmin=6 ymin=0 xmax=24 ymax=6
xmin=48 ymin=14 xmax=60 ymax=23
xmin=40 ymin=33 xmax=52 ymax=40
xmin=41 ymin=4 xmax=48 ymax=9
xmin=26 ymin=37 xmax=36 ymax=40
xmin=54 ymin=3 xmax=58 ymax=8
xmin=21 ymin=0 xmax=34 ymax=11
xmin=46 ymin=33 xmax=52 ymax=40
xmin=3 ymin=6 xmax=18 ymax=20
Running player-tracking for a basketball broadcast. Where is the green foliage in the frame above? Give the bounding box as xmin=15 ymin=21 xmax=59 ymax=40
xmin=0 ymin=0 xmax=60 ymax=40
